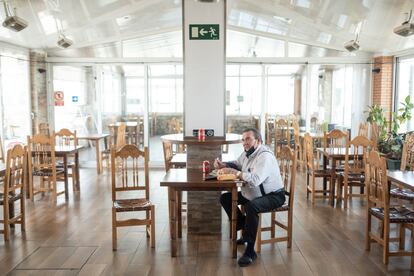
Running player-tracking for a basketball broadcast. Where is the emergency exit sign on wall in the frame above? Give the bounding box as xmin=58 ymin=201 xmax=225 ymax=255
xmin=189 ymin=24 xmax=219 ymax=40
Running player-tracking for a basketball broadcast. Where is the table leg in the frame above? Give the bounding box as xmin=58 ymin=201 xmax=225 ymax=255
xmin=330 ymin=158 xmax=337 ymax=206
xmin=95 ymin=140 xmax=102 ymax=174
xmin=323 ymin=155 xmax=327 ymax=195
xmin=177 ymin=191 xmax=182 ymax=238
xmin=168 ymin=187 xmax=177 ymax=257
xmin=75 ymin=151 xmax=80 ymax=191
xmin=64 ymin=155 xmax=69 ymax=199
xmin=231 ymin=187 xmax=237 ymax=258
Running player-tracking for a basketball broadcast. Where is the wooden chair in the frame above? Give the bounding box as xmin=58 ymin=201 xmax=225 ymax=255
xmin=274 ymin=118 xmax=290 ymax=157
xmin=102 ymin=123 xmax=126 ymax=171
xmin=111 ymin=145 xmax=155 ymax=250
xmin=389 ymin=133 xmax=414 ymax=202
xmin=336 ymin=135 xmax=373 ymax=208
xmin=292 ymin=120 xmax=303 ymax=171
xmin=38 ymin=122 xmax=50 ymax=136
xmin=27 ymin=134 xmax=65 ymax=201
xmin=323 ymin=129 xmax=348 ymax=149
xmin=1 ymin=145 xmax=26 ymax=240
xmin=365 ymin=150 xmax=414 ymax=269
xmin=265 ymin=114 xmax=274 ymax=145
xmin=310 ymin=116 xmax=318 ymax=132
xmin=304 ymin=133 xmax=333 ymax=204
xmin=53 ymin=128 xmax=78 ymax=189
xmin=256 ymin=146 xmax=296 ymax=252
xmin=358 ymin=122 xmax=369 ymax=137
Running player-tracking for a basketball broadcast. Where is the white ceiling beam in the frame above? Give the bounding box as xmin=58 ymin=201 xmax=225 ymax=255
xmin=57 ymin=26 xmax=181 ymax=49
xmin=228 ymin=25 xmax=348 ymax=52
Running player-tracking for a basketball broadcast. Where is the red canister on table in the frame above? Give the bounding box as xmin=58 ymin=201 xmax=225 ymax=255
xmin=202 ymin=160 xmax=210 ymax=173
xmin=198 ymin=128 xmax=205 ymax=141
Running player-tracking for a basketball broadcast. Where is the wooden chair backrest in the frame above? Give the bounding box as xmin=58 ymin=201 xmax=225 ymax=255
xmin=4 ymin=144 xmax=27 ymax=197
xmin=358 ymin=122 xmax=369 ymax=137
xmin=365 ymin=150 xmax=388 ymax=211
xmin=53 ymin=128 xmax=77 ymax=147
xmin=275 ymin=118 xmax=289 ymax=141
xmin=401 ymin=132 xmax=414 ymax=171
xmin=111 ymin=145 xmax=149 ymax=201
xmin=27 ymin=134 xmax=56 ymax=173
xmin=304 ymin=133 xmax=318 ymax=170
xmin=116 ymin=123 xmax=126 ymax=149
xmin=345 ymin=135 xmax=373 ymax=175
xmin=278 ymin=146 xmax=296 ymax=207
xmin=0 ymin=135 xmax=4 ymax=163
xmin=162 ymin=141 xmax=173 ymax=172
xmin=38 ymin=122 xmax=50 ymax=136
xmin=370 ymin=123 xmax=379 ymax=150
xmin=323 ymin=129 xmax=348 ymax=149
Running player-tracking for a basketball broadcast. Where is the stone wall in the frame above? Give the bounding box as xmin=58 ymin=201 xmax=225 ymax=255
xmin=29 ymin=51 xmax=48 ymax=134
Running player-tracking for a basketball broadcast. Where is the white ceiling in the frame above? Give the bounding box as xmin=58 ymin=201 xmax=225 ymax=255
xmin=2 ymin=0 xmax=414 ymax=58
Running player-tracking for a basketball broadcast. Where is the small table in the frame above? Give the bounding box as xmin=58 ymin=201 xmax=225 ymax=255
xmin=160 ymin=168 xmax=242 ymax=258
xmin=54 ymin=145 xmax=83 ymax=195
xmin=78 ymin=134 xmax=109 ymax=174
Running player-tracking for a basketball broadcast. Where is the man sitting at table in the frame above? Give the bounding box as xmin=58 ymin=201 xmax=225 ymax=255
xmin=215 ymin=128 xmax=285 ymax=267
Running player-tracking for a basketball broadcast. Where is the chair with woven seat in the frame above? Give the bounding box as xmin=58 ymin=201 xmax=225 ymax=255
xmin=27 ymin=134 xmax=65 ymax=201
xmin=304 ymin=133 xmax=333 ymax=204
xmin=53 ymin=128 xmax=78 ymax=189
xmin=1 ymin=144 xmax=27 ymax=241
xmin=256 ymin=146 xmax=296 ymax=252
xmin=111 ymin=144 xmax=155 ymax=250
xmin=336 ymin=135 xmax=373 ymax=208
xmin=390 ymin=133 xmax=414 ymax=201
xmin=365 ymin=150 xmax=414 ymax=269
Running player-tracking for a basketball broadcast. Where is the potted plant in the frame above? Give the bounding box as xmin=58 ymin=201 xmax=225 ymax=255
xmin=366 ymin=96 xmax=414 ymax=169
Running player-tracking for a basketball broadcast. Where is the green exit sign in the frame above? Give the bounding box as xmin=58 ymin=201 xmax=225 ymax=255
xmin=189 ymin=24 xmax=219 ymax=40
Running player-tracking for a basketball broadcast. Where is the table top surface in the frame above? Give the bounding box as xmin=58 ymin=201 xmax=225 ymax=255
xmin=160 ymin=168 xmax=242 ymax=189
xmin=299 ymin=132 xmax=324 ymax=138
xmin=388 ymin=170 xmax=414 ymax=190
xmin=77 ymin=133 xmax=110 ymax=140
xmin=160 ymin=133 xmax=242 ymax=145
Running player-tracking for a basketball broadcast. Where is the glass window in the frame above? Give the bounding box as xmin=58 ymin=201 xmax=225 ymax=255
xmin=0 ymin=55 xmax=30 ymax=147
xmin=396 ymin=57 xmax=414 ymax=133
xmin=266 ymin=76 xmax=294 ymax=115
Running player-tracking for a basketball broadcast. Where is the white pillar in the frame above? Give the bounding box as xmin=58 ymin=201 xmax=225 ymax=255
xmin=183 ymin=0 xmax=226 ymax=137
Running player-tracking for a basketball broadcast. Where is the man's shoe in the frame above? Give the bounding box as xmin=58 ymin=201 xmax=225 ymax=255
xmin=236 ymin=237 xmax=245 ymax=245
xmin=237 ymin=252 xmax=257 ymax=267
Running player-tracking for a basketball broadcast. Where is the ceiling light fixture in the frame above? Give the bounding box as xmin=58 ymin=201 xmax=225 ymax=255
xmin=394 ymin=10 xmax=414 ymax=37
xmin=2 ymin=1 xmax=28 ymax=32
xmin=344 ymin=21 xmax=363 ymax=52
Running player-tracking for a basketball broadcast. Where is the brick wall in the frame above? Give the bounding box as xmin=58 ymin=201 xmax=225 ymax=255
xmin=372 ymin=56 xmax=394 ymax=127
xmin=30 ymin=51 xmax=48 ymax=134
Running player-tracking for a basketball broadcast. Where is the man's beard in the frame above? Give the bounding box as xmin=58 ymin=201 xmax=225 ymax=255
xmin=245 ymin=146 xmax=256 ymax=157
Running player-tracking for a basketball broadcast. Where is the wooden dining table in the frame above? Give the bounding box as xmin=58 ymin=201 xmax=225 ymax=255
xmin=387 ymin=170 xmax=414 ymax=190
xmin=160 ymin=168 xmax=242 ymax=258
xmin=317 ymin=147 xmax=363 ymax=206
xmin=77 ymin=133 xmax=109 ymax=174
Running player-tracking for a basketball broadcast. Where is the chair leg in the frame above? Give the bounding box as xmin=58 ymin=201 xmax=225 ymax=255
xmin=146 ymin=210 xmax=150 ymax=238
xmin=366 ymin=213 xmax=371 ymax=251
xmin=383 ymin=220 xmax=389 ymax=265
xmin=3 ymin=201 xmax=9 ymax=241
xmin=344 ymin=178 xmax=348 ymax=209
xmin=151 ymin=206 xmax=155 ymax=248
xmin=306 ymin=173 xmax=310 ymax=199
xmin=112 ymin=208 xmax=117 ymax=251
xmin=21 ymin=197 xmax=26 ymax=232
xmin=287 ymin=210 xmax=293 ymax=248
xmin=255 ymin=213 xmax=262 ymax=253
xmin=311 ymin=175 xmax=316 ymax=204
xmin=399 ymin=224 xmax=405 ymax=250
xmin=270 ymin=212 xmax=275 ymax=238
xmin=411 ymin=226 xmax=414 ymax=271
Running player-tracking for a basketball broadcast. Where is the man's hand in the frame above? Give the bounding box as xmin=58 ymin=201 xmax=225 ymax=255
xmin=218 ymin=167 xmax=239 ymax=175
xmin=214 ymin=158 xmax=226 ymax=169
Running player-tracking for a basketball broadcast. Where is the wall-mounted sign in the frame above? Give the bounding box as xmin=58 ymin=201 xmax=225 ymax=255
xmin=72 ymin=96 xmax=78 ymax=103
xmin=54 ymin=91 xmax=64 ymax=106
xmin=189 ymin=24 xmax=219 ymax=40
